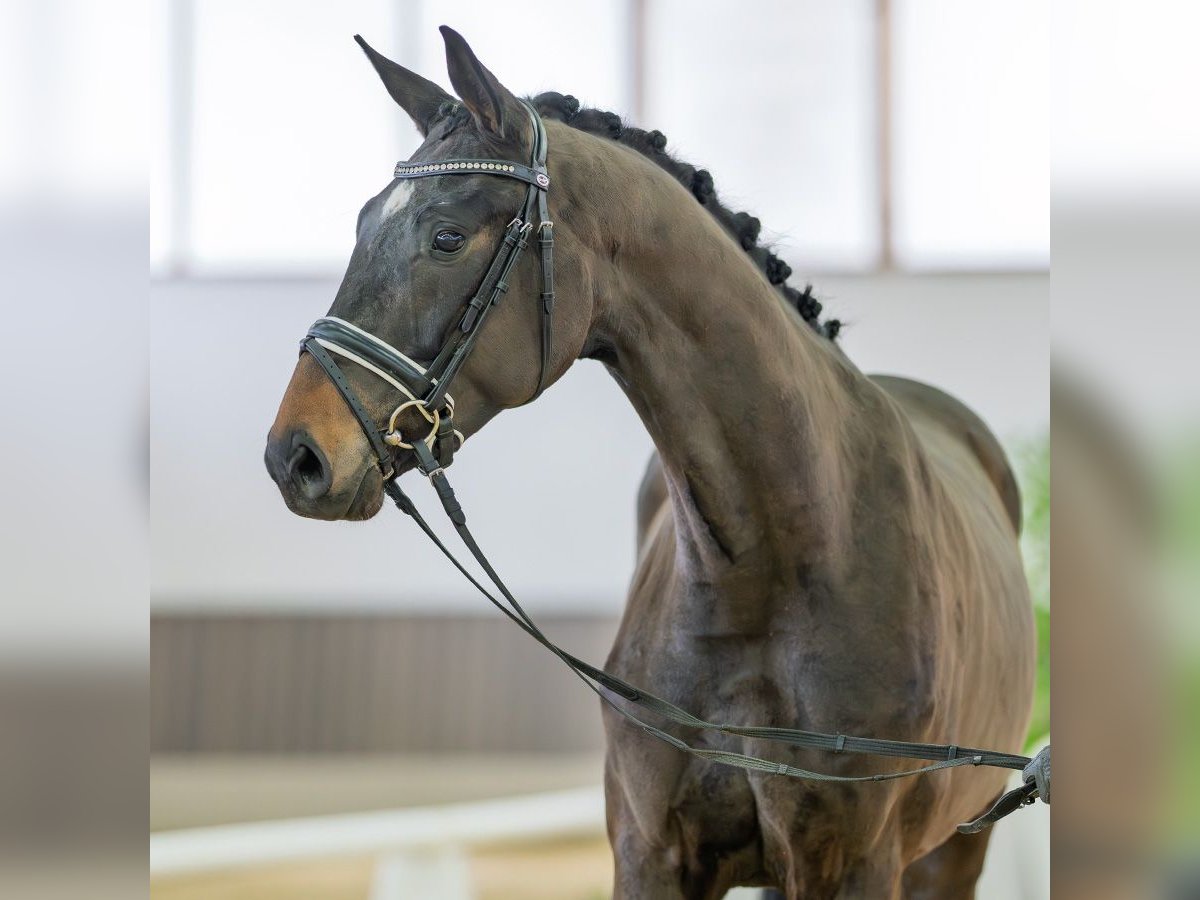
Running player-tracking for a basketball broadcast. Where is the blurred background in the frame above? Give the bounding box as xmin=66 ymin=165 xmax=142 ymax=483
xmin=146 ymin=1 xmax=1050 ymax=897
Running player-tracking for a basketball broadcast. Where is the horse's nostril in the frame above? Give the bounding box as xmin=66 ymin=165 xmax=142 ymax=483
xmin=287 ymin=440 xmax=331 ymax=499
xmin=286 ymin=445 xmax=307 ymax=474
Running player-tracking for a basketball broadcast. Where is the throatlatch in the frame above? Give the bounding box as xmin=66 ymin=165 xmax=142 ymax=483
xmin=298 ymin=101 xmax=1046 ymax=835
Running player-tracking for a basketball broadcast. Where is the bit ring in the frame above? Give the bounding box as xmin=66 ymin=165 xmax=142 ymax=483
xmin=384 ymin=400 xmax=439 ymax=450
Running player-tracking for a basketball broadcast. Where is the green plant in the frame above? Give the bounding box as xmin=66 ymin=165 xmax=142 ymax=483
xmin=1015 ymin=435 xmax=1050 ymax=749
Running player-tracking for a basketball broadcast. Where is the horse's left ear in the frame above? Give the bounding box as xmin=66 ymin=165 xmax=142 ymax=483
xmin=440 ymin=26 xmax=524 ymax=140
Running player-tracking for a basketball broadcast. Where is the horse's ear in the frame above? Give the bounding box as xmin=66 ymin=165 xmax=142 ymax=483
xmin=439 ymin=26 xmax=523 ymax=140
xmin=354 ymin=35 xmax=453 ymax=136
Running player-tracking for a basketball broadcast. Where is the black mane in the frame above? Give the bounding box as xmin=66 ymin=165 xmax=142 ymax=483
xmin=533 ymin=92 xmax=840 ymax=341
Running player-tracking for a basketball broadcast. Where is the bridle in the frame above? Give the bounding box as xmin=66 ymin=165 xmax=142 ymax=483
xmin=302 ymin=100 xmax=555 ymax=479
xmin=294 ymin=102 xmax=1044 ymax=834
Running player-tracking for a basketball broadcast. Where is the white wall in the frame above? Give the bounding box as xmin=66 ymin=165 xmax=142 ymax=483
xmin=151 ymin=273 xmax=1046 ymax=614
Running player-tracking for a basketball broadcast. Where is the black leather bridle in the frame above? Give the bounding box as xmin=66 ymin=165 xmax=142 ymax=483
xmin=302 ymin=100 xmax=555 ymax=479
xmin=294 ymin=102 xmax=1044 ymax=834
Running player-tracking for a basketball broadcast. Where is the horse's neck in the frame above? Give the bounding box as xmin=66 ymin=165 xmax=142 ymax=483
xmin=585 ymin=176 xmax=883 ymax=582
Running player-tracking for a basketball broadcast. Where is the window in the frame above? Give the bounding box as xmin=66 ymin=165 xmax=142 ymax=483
xmin=152 ymin=0 xmax=1047 ymax=275
xmin=644 ymin=0 xmax=879 ymax=270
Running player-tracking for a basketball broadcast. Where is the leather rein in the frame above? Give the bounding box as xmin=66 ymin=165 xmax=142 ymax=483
xmin=297 ymin=102 xmax=1040 ymax=834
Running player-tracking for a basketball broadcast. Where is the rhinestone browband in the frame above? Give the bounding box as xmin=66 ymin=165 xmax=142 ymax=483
xmin=393 ymin=158 xmax=549 ymax=189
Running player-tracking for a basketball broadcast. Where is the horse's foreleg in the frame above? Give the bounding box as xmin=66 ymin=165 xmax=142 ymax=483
xmin=605 ymin=764 xmax=725 ymax=900
xmin=900 ymin=826 xmax=995 ymax=900
xmin=831 ymin=863 xmax=903 ymax=900
xmin=770 ymin=862 xmax=902 ymax=900
xmin=765 ymin=840 xmax=902 ymax=900
xmin=608 ymin=819 xmax=705 ymax=900
xmin=610 ymin=849 xmax=691 ymax=900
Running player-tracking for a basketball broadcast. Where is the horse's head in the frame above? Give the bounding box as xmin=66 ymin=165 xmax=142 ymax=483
xmin=265 ymin=28 xmax=596 ymax=520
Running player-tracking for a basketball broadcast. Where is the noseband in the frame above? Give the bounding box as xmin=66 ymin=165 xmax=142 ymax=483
xmin=301 ymin=100 xmax=554 ymax=478
xmin=291 ymin=101 xmax=1044 ymax=834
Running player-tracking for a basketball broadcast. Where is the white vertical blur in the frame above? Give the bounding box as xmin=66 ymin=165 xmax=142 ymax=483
xmin=0 ymin=0 xmax=147 ymax=660
xmin=0 ymin=0 xmax=146 ymax=206
xmin=891 ymin=0 xmax=1048 ymax=269
xmin=1053 ymin=0 xmax=1200 ymax=199
xmin=642 ymin=0 xmax=880 ymax=271
xmin=1052 ymin=0 xmax=1200 ymax=437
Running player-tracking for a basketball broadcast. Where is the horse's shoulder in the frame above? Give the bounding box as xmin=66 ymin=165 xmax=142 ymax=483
xmin=869 ymin=374 xmax=1022 ymax=533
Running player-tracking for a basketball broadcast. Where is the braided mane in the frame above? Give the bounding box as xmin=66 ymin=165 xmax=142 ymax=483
xmin=533 ymin=93 xmax=840 ymax=341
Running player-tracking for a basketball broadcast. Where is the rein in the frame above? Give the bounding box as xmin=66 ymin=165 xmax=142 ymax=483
xmin=297 ymin=103 xmax=1042 ymax=834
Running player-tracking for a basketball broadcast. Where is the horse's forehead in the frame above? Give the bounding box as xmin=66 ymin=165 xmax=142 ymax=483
xmin=368 ymin=129 xmax=500 ymax=226
xmin=378 ymin=181 xmax=415 ymax=225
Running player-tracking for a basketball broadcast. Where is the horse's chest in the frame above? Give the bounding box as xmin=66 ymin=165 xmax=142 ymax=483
xmin=603 ymin=629 xmax=786 ymax=840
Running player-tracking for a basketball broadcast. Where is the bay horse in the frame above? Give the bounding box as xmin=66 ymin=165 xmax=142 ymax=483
xmin=264 ymin=28 xmax=1036 ymax=899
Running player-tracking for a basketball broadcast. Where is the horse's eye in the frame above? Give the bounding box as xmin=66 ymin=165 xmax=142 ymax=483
xmin=433 ymin=230 xmax=466 ymax=253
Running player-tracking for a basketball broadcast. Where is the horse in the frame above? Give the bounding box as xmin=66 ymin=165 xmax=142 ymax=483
xmin=264 ymin=27 xmax=1036 ymax=899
